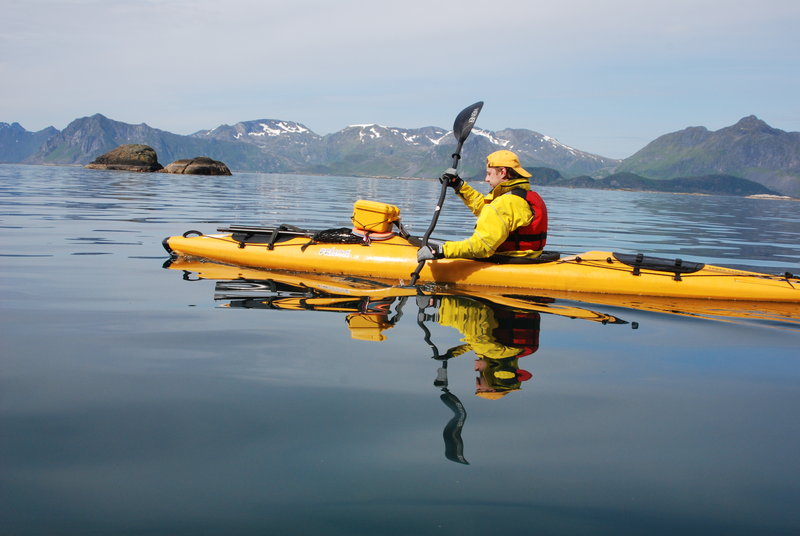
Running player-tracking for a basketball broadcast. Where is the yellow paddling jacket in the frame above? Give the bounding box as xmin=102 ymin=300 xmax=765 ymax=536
xmin=436 ymin=296 xmax=538 ymax=396
xmin=437 ymin=296 xmax=523 ymax=360
xmin=442 ymin=178 xmax=544 ymax=259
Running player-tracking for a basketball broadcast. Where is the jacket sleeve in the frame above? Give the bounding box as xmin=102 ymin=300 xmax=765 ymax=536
xmin=442 ymin=194 xmax=532 ymax=259
xmin=455 ymin=183 xmax=488 ymax=217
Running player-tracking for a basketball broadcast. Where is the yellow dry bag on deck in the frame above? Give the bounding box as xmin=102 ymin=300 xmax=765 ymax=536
xmin=351 ymin=200 xmax=400 ymax=234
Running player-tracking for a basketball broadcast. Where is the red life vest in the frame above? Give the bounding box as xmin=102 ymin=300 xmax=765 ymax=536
xmin=496 ymin=189 xmax=548 ymax=253
xmin=492 ymin=310 xmax=541 ymax=357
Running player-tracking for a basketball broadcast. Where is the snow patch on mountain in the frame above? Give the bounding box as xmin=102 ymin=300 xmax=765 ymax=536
xmin=426 ymin=132 xmax=451 ymax=145
xmin=473 ymin=128 xmax=511 ymax=147
xmin=249 ymin=121 xmax=310 ymax=137
xmin=347 ymin=124 xmax=388 ymax=142
xmin=391 ymin=128 xmax=421 ymax=145
xmin=542 ymin=135 xmax=577 ymax=156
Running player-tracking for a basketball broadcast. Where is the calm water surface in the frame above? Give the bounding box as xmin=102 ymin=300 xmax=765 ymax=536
xmin=2 ymin=164 xmax=800 ymax=535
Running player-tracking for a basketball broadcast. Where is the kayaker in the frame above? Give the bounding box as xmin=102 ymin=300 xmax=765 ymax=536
xmin=416 ymin=149 xmax=548 ymax=262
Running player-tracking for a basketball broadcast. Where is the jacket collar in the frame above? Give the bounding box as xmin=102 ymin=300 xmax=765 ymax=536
xmin=487 ymin=178 xmax=530 ymax=201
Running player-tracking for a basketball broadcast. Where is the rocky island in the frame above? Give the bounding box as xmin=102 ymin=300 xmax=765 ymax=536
xmin=84 ymin=144 xmax=163 ymax=172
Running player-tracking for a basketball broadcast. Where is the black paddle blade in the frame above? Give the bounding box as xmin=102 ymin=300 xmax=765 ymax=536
xmin=452 ymin=101 xmax=483 ymax=143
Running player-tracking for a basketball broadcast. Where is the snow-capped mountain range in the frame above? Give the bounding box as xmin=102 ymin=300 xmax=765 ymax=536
xmin=5 ymin=114 xmax=798 ymax=196
xmin=188 ymin=118 xmax=617 ymax=177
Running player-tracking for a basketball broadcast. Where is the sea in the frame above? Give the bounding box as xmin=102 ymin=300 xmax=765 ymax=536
xmin=1 ymin=163 xmax=799 ymax=535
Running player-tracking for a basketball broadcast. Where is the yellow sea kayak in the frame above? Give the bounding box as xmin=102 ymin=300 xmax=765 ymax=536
xmin=162 ymin=224 xmax=800 ymax=303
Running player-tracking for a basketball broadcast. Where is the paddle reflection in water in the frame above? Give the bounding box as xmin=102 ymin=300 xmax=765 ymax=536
xmin=165 ymin=259 xmax=631 ymax=464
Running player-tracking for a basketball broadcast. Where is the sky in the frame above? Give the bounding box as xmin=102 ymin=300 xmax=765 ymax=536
xmin=2 ymin=0 xmax=799 ymax=159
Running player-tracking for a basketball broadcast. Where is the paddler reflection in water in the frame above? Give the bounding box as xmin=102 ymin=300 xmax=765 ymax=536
xmin=417 ymin=149 xmax=548 ymax=262
xmin=346 ymin=295 xmax=537 ymax=399
xmin=346 ymin=294 xmax=538 ymax=464
xmin=421 ymin=295 xmax=538 ymax=464
xmin=428 ymin=295 xmax=537 ymax=399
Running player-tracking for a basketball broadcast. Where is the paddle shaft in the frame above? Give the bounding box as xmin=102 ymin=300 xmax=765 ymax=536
xmin=410 ymin=102 xmax=482 ymax=285
xmin=409 ymin=148 xmax=462 ymax=284
xmin=426 ymin=144 xmax=466 ymax=241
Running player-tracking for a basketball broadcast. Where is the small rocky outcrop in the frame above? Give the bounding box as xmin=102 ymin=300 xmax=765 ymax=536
xmin=160 ymin=156 xmax=232 ymax=175
xmin=85 ymin=144 xmax=163 ymax=172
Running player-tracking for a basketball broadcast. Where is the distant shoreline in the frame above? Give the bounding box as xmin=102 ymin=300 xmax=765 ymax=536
xmin=3 ymin=162 xmax=797 ymax=200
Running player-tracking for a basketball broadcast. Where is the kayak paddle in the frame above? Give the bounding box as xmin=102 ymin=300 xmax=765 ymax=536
xmin=410 ymin=101 xmax=483 ymax=285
